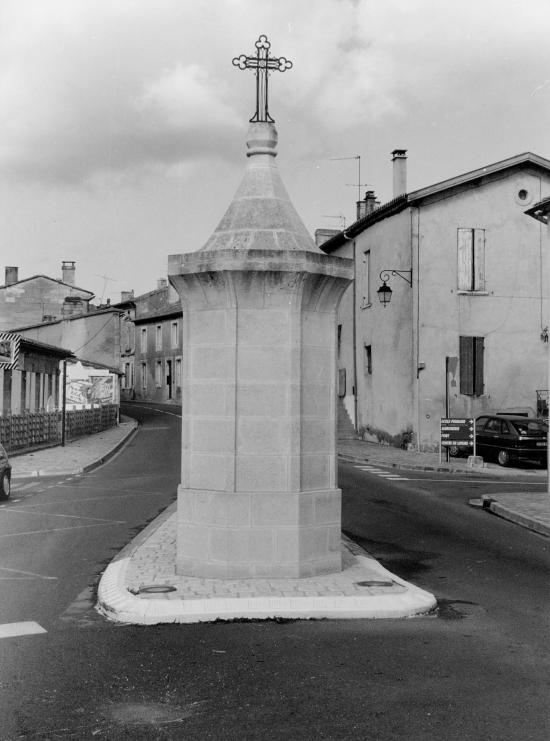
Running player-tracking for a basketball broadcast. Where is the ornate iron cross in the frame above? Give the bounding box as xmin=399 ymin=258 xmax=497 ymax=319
xmin=232 ymin=35 xmax=293 ymax=123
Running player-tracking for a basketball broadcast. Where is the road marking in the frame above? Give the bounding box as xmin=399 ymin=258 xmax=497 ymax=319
xmin=2 ymin=508 xmax=126 ymax=524
xmin=354 ymin=465 xmax=410 ymax=481
xmin=0 ymin=522 xmax=125 ymax=538
xmin=0 ymin=566 xmax=58 ymax=580
xmin=397 ymin=478 xmax=547 ymax=485
xmin=0 ymin=622 xmax=47 ymax=639
xmin=12 ymin=482 xmax=40 ymax=492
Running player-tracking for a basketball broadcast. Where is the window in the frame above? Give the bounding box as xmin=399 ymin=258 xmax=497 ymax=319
xmin=458 ymin=228 xmax=485 ymax=291
xmin=364 ymin=345 xmax=372 ymax=375
xmin=156 ymin=325 xmax=162 ymax=351
xmin=363 ymin=250 xmax=371 ymax=306
xmin=124 ymin=362 xmax=131 ymax=389
xmin=141 ymin=363 xmax=147 ymax=391
xmin=459 ymin=336 xmax=484 ymax=396
xmin=337 ymin=324 xmax=342 ymax=357
xmin=175 ymin=358 xmax=182 ymax=388
xmin=171 ymin=321 xmax=179 ymax=348
xmin=140 ymin=327 xmax=147 ymax=353
xmin=155 ymin=360 xmax=162 ymax=387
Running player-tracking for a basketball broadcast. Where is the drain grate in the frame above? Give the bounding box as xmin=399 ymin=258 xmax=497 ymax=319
xmin=137 ymin=584 xmax=177 ymax=594
xmin=355 ymin=580 xmax=394 ymax=587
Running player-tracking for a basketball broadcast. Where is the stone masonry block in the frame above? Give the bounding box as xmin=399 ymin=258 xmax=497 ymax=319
xmin=192 ymin=418 xmax=234 ymax=453
xmin=188 ymin=383 xmax=227 ymax=416
xmin=238 ymin=418 xmax=290 ymax=454
xmin=251 ymin=491 xmax=298 ymax=527
xmin=191 ymin=346 xmax=235 ymax=380
xmin=189 ymin=453 xmax=233 ymax=491
xmin=237 ymin=346 xmax=289 ymax=382
xmin=237 ymin=383 xmax=288 ymax=417
xmin=301 ymin=454 xmax=331 ymax=490
xmin=301 ymin=311 xmax=332 ymax=347
xmin=189 ymin=309 xmax=232 ymax=344
xmin=300 ymin=418 xmax=331 ymax=453
xmin=301 ymin=346 xmax=331 ymax=383
xmin=300 ymin=526 xmax=329 ymax=561
xmin=313 ymin=489 xmax=341 ymax=525
xmin=236 ymin=455 xmax=287 ymax=492
xmin=238 ymin=309 xmax=289 ymax=346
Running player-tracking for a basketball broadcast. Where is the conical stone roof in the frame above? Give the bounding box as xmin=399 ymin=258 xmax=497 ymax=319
xmin=199 ymin=122 xmax=322 ymax=254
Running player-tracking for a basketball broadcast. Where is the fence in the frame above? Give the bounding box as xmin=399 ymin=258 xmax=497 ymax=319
xmin=0 ymin=404 xmax=119 ymax=454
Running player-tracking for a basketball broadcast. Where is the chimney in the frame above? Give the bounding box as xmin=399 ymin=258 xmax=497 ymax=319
xmin=391 ymin=149 xmax=407 ymax=197
xmin=356 ymin=190 xmax=378 ymax=220
xmin=120 ymin=289 xmax=134 ymax=303
xmin=5 ymin=266 xmax=19 ymax=286
xmin=62 ymin=261 xmax=76 ymax=285
xmin=314 ymin=228 xmax=340 ymax=248
xmin=62 ymin=296 xmax=83 ymax=318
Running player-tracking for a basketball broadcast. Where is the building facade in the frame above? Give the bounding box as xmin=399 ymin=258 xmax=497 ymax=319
xmin=0 ymin=262 xmax=94 ymax=331
xmin=0 ymin=333 xmax=73 ymax=415
xmin=115 ymin=280 xmax=183 ymax=405
xmin=322 ymin=152 xmax=550 ymax=450
xmin=133 ymin=307 xmax=183 ymax=404
xmin=14 ymin=308 xmax=123 ymax=372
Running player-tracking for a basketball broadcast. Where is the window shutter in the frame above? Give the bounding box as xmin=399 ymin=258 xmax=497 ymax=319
xmin=459 ymin=336 xmax=473 ymax=394
xmin=457 ymin=229 xmax=473 ymax=290
xmin=473 ymin=229 xmax=485 ymax=291
xmin=474 ymin=336 xmax=484 ymax=395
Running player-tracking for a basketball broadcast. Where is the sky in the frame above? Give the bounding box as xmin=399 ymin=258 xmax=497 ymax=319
xmin=1 ymin=0 xmax=549 ymax=304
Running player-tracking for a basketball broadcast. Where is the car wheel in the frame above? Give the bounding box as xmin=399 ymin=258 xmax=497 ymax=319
xmin=0 ymin=472 xmax=10 ymax=500
xmin=497 ymin=450 xmax=510 ymax=467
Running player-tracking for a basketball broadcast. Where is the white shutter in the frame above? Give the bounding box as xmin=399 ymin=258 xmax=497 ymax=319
xmin=473 ymin=229 xmax=485 ymax=291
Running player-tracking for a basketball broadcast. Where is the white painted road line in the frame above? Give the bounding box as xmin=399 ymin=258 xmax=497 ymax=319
xmin=0 ymin=522 xmax=126 ymax=539
xmin=0 ymin=566 xmax=58 ymax=580
xmin=0 ymin=622 xmax=47 ymax=639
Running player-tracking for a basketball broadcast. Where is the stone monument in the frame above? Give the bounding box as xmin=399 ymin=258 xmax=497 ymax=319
xmin=168 ymin=36 xmax=353 ymax=579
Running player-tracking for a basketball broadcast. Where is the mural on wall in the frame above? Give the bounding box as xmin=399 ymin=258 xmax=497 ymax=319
xmin=66 ymin=375 xmax=115 ymax=407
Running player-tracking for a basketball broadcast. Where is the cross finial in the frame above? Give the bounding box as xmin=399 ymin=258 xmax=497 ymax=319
xmin=232 ymin=35 xmax=293 ymax=123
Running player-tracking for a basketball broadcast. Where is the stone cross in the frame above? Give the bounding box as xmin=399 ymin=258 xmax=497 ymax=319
xmin=232 ymin=34 xmax=292 ymax=123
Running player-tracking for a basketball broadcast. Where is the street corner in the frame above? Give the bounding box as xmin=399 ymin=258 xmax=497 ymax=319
xmin=95 ymin=532 xmax=437 ymax=626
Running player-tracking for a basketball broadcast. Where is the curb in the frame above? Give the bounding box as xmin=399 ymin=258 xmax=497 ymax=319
xmin=11 ymin=419 xmax=138 ymax=479
xmin=96 ymin=507 xmax=437 ymax=625
xmin=338 ymin=452 xmax=476 ymax=475
xmin=81 ymin=420 xmax=139 ymax=473
xmin=488 ymin=501 xmax=550 ymax=537
xmin=338 ymin=452 xmax=546 ymax=479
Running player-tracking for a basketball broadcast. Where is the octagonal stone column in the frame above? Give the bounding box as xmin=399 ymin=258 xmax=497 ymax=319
xmin=169 ymin=123 xmax=353 ymax=578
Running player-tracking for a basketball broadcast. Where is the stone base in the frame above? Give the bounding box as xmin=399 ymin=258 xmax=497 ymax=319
xmin=176 ymin=486 xmax=342 ymax=579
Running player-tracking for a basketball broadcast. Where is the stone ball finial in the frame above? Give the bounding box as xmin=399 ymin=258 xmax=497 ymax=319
xmin=246 ymin=121 xmax=278 ymax=157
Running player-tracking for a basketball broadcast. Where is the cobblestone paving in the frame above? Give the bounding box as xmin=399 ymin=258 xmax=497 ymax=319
xmin=125 ymin=514 xmax=408 ymax=602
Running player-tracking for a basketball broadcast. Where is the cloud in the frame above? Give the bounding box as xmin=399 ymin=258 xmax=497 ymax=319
xmin=137 ymin=63 xmax=239 ymax=130
xmin=0 ymin=0 xmax=549 ymax=187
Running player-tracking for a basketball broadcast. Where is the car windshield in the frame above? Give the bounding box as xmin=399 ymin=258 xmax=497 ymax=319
xmin=511 ymin=420 xmax=548 ymax=435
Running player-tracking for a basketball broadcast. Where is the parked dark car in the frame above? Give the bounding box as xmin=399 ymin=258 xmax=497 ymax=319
xmin=0 ymin=442 xmax=11 ymax=499
xmin=450 ymin=414 xmax=547 ymax=467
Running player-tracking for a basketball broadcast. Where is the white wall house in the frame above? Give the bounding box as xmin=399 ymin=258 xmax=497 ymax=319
xmin=321 ymin=152 xmax=550 ymax=450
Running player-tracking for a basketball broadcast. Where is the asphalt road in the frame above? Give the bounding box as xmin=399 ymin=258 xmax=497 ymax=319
xmin=0 ymin=404 xmax=548 ymax=740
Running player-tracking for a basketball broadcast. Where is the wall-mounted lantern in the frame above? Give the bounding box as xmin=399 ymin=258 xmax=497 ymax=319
xmin=377 ymin=269 xmax=412 ymax=307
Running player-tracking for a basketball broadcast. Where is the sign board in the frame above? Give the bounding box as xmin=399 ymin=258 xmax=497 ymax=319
xmin=0 ymin=332 xmax=20 ymax=370
xmin=440 ymin=418 xmax=474 ymax=447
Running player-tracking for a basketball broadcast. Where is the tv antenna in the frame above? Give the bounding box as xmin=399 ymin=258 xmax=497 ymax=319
xmin=94 ymin=274 xmax=117 ymax=303
xmin=330 ymin=155 xmax=364 ymax=202
xmin=322 ymin=214 xmax=347 ymax=229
